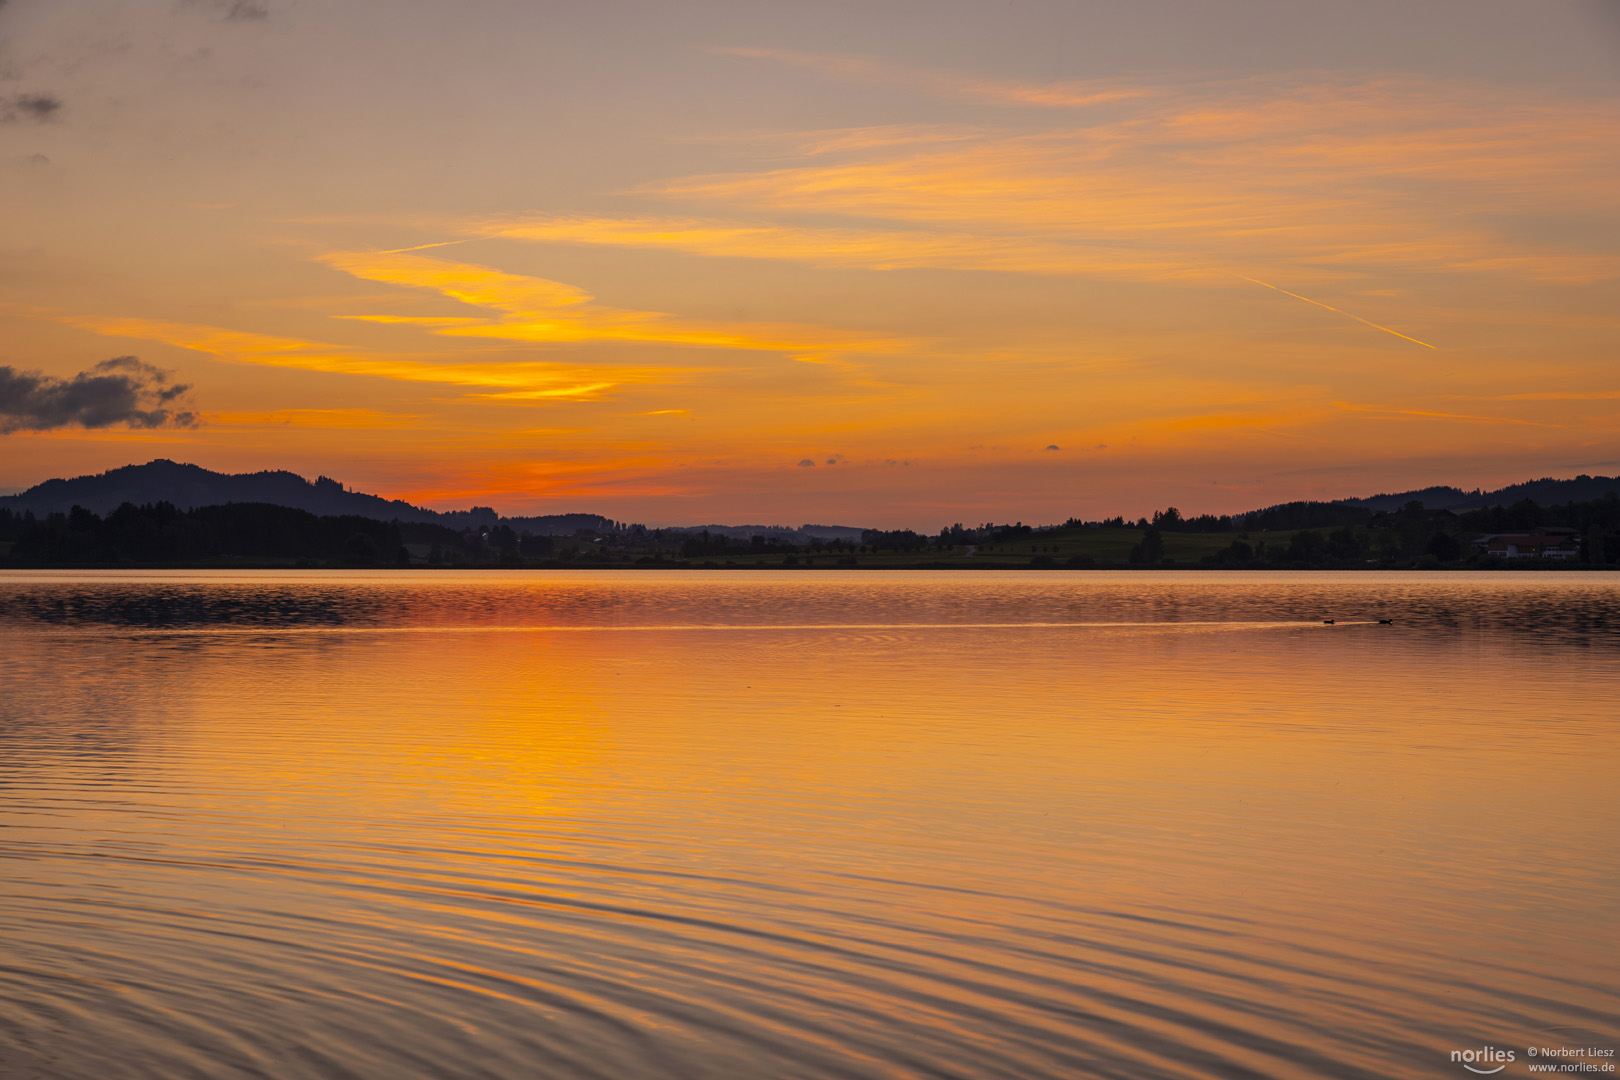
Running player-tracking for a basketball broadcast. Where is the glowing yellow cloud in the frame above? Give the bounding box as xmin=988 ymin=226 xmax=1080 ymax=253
xmin=456 ymin=78 xmax=1617 ymax=328
xmin=392 ymin=456 xmax=697 ymax=505
xmin=471 ymin=215 xmax=1201 ymax=280
xmin=320 ymin=251 xmax=906 ymax=355
xmin=636 ymin=77 xmax=1620 ymax=287
xmin=339 ymin=316 xmax=487 ymax=327
xmin=66 ymin=316 xmax=679 ymax=398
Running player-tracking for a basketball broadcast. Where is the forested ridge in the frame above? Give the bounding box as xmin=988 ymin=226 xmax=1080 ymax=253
xmin=2 ymin=493 xmax=1617 ymax=569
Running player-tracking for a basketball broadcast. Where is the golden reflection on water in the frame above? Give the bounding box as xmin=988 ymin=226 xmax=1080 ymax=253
xmin=0 ymin=572 xmax=1617 ymax=1080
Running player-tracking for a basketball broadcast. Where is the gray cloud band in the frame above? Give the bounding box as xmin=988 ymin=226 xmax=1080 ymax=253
xmin=0 ymin=357 xmax=199 ymax=434
xmin=0 ymin=94 xmax=61 ymax=123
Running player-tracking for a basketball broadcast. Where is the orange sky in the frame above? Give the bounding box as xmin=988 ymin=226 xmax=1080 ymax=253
xmin=2 ymin=1 xmax=1618 ymax=527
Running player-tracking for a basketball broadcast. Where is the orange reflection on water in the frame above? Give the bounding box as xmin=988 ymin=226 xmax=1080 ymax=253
xmin=0 ymin=571 xmax=1616 ymax=1080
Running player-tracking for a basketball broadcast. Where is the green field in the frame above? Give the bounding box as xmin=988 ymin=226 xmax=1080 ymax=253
xmin=587 ymin=526 xmax=1328 ymax=569
xmin=1 ymin=526 xmax=1474 ymax=570
xmin=964 ymin=526 xmax=1251 ymax=564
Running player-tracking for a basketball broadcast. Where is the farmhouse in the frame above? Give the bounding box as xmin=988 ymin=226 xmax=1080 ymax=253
xmin=1477 ymin=529 xmax=1581 ymax=560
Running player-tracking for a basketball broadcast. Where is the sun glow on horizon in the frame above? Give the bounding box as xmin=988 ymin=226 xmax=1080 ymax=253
xmin=1 ymin=1 xmax=1616 ymax=525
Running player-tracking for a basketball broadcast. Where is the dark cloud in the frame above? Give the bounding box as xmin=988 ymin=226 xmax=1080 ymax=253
xmin=185 ymin=0 xmax=270 ymax=21
xmin=0 ymin=94 xmax=62 ymax=123
xmin=1044 ymin=444 xmax=1060 ymax=451
xmin=177 ymin=0 xmax=268 ymax=21
xmin=0 ymin=357 xmax=200 ymax=434
xmin=797 ymin=459 xmax=815 ymax=467
xmin=224 ymin=0 xmax=269 ymax=20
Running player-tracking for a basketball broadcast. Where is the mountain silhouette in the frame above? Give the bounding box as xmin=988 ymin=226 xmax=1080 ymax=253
xmin=0 ymin=460 xmax=477 ymax=522
xmin=1338 ymin=474 xmax=1620 ymax=512
xmin=0 ymin=459 xmax=617 ymax=535
xmin=3 ymin=459 xmax=1615 ymax=534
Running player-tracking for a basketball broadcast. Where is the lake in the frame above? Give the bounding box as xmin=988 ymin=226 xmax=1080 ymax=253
xmin=1 ymin=570 xmax=1616 ymax=1079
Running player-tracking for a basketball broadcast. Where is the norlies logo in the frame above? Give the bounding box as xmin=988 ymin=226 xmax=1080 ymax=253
xmin=1453 ymin=1046 xmax=1517 ymax=1074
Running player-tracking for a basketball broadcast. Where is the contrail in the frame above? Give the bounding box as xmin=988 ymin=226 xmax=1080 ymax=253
xmin=1240 ymin=276 xmax=1436 ymax=349
xmin=376 ymin=237 xmax=486 ymax=255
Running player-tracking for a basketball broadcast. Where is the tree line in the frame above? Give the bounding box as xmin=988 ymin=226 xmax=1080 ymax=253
xmin=0 ymin=502 xmax=543 ymax=565
xmin=1132 ymin=494 xmax=1620 ymax=568
xmin=4 ymin=492 xmax=1616 ymax=568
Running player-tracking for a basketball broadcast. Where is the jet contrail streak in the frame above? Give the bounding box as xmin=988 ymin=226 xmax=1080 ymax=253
xmin=377 ymin=238 xmax=486 ymax=255
xmin=1241 ymin=276 xmax=1436 ymax=349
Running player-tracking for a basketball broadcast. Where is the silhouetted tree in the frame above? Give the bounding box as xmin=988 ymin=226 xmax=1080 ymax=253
xmin=343 ymin=533 xmax=381 ymax=563
xmin=517 ymin=534 xmax=552 ymax=557
xmin=1427 ymin=532 xmax=1462 ymax=562
xmin=1328 ymin=525 xmax=1363 ymax=561
xmin=1204 ymin=538 xmax=1253 ymax=566
xmin=1284 ymin=530 xmax=1327 ymax=564
xmin=1151 ymin=507 xmax=1183 ymax=529
xmin=1129 ymin=527 xmax=1165 ymax=564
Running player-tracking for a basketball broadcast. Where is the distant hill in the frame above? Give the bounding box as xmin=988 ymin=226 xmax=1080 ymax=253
xmin=665 ymin=523 xmax=869 ymax=544
xmin=0 ymin=460 xmax=877 ymax=541
xmin=7 ymin=459 xmax=1614 ymax=540
xmin=800 ymin=524 xmax=870 ymax=542
xmin=0 ymin=460 xmax=461 ymax=523
xmin=1335 ymin=474 xmax=1620 ymax=513
xmin=0 ymin=460 xmax=617 ymax=536
xmin=506 ymin=513 xmax=624 ymax=536
xmin=1233 ymin=475 xmax=1620 ymax=523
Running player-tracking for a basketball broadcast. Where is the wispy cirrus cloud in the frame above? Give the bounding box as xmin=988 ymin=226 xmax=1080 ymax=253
xmin=1474 ymin=391 xmax=1620 ymax=402
xmin=1332 ymin=401 xmax=1555 ymax=427
xmin=65 ymin=316 xmax=682 ymax=401
xmin=626 ymin=74 xmax=1620 ymax=288
xmin=431 ymin=70 xmax=1618 ymax=373
xmin=463 ymin=216 xmax=1431 ymax=351
xmin=55 ymin=251 xmax=904 ymax=409
xmin=206 ymin=408 xmax=422 ymax=429
xmin=300 ymin=70 xmax=1615 ymax=376
xmin=471 ymin=215 xmax=1197 ymax=280
xmin=320 ymin=250 xmax=907 ymax=358
xmin=681 ymin=123 xmax=986 ymax=158
xmin=719 ymin=48 xmax=1154 ymax=111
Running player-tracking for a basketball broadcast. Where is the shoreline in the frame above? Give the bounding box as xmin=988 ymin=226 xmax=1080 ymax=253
xmin=3 ymin=561 xmax=1616 ymax=572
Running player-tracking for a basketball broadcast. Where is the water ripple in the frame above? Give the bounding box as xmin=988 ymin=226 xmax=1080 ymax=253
xmin=1 ymin=571 xmax=1616 ymax=1078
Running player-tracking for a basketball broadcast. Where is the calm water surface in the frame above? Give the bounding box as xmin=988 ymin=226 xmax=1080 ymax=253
xmin=1 ymin=571 xmax=1616 ymax=1079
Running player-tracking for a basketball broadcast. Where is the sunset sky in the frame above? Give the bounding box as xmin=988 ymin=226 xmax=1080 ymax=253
xmin=2 ymin=0 xmax=1617 ymax=527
